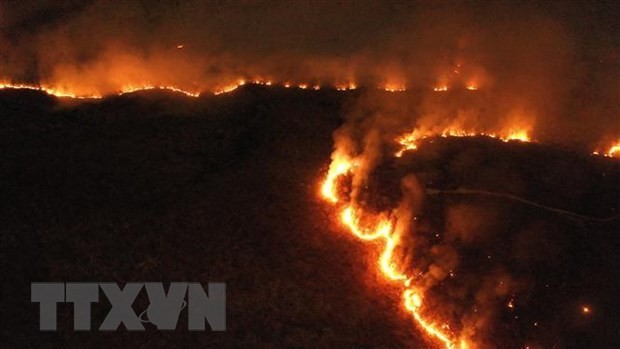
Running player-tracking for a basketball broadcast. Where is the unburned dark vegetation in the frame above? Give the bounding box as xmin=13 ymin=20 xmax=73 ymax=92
xmin=1 ymin=86 xmax=619 ymax=348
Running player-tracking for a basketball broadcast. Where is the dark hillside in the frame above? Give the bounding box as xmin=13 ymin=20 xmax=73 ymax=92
xmin=1 ymin=86 xmax=619 ymax=348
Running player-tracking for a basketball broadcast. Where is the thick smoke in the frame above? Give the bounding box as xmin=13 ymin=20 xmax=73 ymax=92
xmin=310 ymin=4 xmax=618 ymax=347
xmin=1 ymin=1 xmax=618 ymax=144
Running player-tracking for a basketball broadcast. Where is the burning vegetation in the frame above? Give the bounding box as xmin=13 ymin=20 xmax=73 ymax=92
xmin=2 ymin=1 xmax=620 ymax=348
xmin=320 ymin=115 xmax=619 ymax=348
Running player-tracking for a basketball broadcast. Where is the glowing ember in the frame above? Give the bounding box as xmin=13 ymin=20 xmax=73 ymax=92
xmin=434 ymin=85 xmax=448 ymax=92
xmin=507 ymin=298 xmax=515 ymax=309
xmin=582 ymin=306 xmax=591 ymax=314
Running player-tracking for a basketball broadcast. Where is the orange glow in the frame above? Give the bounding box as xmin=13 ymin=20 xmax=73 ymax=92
xmin=320 ymin=154 xmax=354 ymax=203
xmin=336 ymin=82 xmax=357 ymax=91
xmin=1 ymin=78 xmax=464 ymax=99
xmin=0 ymin=82 xmax=103 ymax=99
xmin=176 ymin=44 xmax=184 ymax=49
xmin=379 ymin=228 xmax=407 ymax=281
xmin=319 ymin=116 xmax=541 ymax=347
xmin=582 ymin=306 xmax=591 ymax=314
xmin=252 ymin=79 xmax=273 ymax=86
xmin=213 ymin=79 xmax=246 ymax=95
xmin=404 ymin=290 xmax=456 ymax=349
xmin=336 ymin=202 xmax=459 ymax=347
xmin=119 ymin=84 xmax=200 ymax=97
xmin=384 ymin=83 xmax=406 ymax=92
xmin=465 ymin=84 xmax=478 ymax=91
xmin=597 ymin=140 xmax=620 ymax=157
xmin=395 ymin=126 xmax=532 ymax=157
xmin=340 ymin=206 xmax=392 ymax=241
xmin=321 ymin=141 xmax=468 ymax=348
xmin=434 ymin=85 xmax=448 ymax=92
xmin=0 ymin=81 xmax=200 ymax=99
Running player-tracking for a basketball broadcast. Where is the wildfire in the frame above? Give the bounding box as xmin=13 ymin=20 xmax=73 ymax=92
xmin=395 ymin=127 xmax=532 ymax=157
xmin=0 ymin=82 xmax=103 ymax=99
xmin=119 ymin=85 xmax=200 ymax=97
xmin=320 ymin=154 xmax=355 ymax=203
xmin=214 ymin=79 xmax=247 ymax=95
xmin=320 ymin=140 xmax=467 ymax=348
xmin=404 ymin=290 xmax=456 ymax=349
xmin=1 ymin=77 xmax=501 ymax=99
xmin=593 ymin=140 xmax=620 ymax=158
xmin=0 ymin=81 xmax=202 ymax=99
xmin=252 ymin=79 xmax=273 ymax=86
xmin=336 ymin=82 xmax=357 ymax=91
xmin=384 ymin=84 xmax=407 ymax=92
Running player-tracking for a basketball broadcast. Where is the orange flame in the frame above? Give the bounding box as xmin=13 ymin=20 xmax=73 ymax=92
xmin=214 ymin=79 xmax=246 ymax=95
xmin=395 ymin=126 xmax=532 ymax=157
xmin=593 ymin=140 xmax=620 ymax=158
xmin=0 ymin=81 xmax=202 ymax=99
xmin=320 ymin=155 xmax=355 ymax=203
xmin=336 ymin=82 xmax=357 ymax=91
xmin=0 ymin=82 xmax=103 ymax=99
xmin=320 ymin=144 xmax=469 ymax=348
xmin=119 ymin=84 xmax=200 ymax=97
xmin=3 ymin=78 xmax=461 ymax=99
xmin=384 ymin=83 xmax=407 ymax=92
xmin=404 ymin=290 xmax=456 ymax=349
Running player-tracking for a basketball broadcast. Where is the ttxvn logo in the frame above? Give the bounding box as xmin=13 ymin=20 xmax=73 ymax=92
xmin=31 ymin=282 xmax=225 ymax=331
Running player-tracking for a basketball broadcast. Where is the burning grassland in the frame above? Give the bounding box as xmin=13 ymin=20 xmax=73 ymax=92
xmin=1 ymin=2 xmax=619 ymax=345
xmin=0 ymin=82 xmax=619 ymax=347
xmin=321 ymin=103 xmax=620 ymax=348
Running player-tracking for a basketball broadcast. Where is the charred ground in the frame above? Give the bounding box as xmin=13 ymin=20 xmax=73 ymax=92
xmin=1 ymin=86 xmax=619 ymax=348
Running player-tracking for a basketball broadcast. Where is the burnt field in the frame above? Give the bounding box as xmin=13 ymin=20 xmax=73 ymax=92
xmin=1 ymin=86 xmax=619 ymax=348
